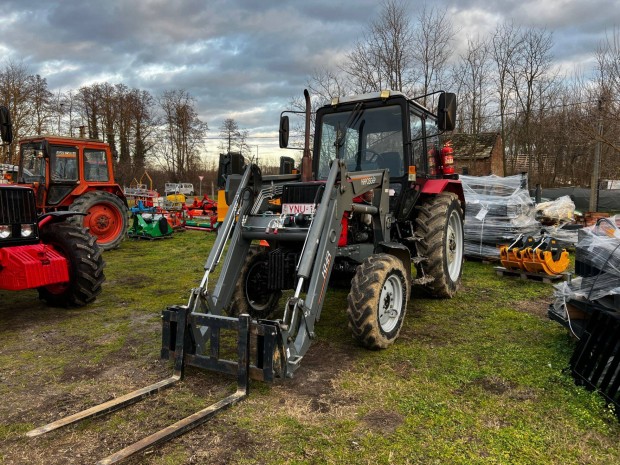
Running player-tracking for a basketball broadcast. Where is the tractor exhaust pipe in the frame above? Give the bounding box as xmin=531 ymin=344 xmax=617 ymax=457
xmin=301 ymin=89 xmax=312 ymax=182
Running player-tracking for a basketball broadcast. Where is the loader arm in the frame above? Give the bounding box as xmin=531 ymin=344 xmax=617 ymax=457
xmin=279 ymin=159 xmax=390 ymax=374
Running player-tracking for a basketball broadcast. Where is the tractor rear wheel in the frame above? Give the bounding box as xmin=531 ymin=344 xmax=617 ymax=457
xmin=346 ymin=254 xmax=409 ymax=350
xmin=228 ymin=247 xmax=281 ymax=319
xmin=37 ymin=222 xmax=105 ymax=307
xmin=415 ymin=192 xmax=464 ymax=298
xmin=69 ymin=191 xmax=128 ymax=250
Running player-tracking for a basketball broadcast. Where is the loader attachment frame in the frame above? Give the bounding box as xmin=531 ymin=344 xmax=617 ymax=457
xmin=27 ymin=160 xmax=393 ymax=463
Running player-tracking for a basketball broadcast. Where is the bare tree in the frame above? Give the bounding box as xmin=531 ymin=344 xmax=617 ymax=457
xmin=76 ymin=84 xmax=101 ymax=139
xmin=218 ymin=118 xmax=249 ymax=158
xmin=509 ymin=27 xmax=556 ymax=183
xmin=0 ymin=60 xmax=35 ymax=162
xmin=157 ymin=89 xmax=208 ymax=180
xmin=411 ymin=4 xmax=456 ymax=106
xmin=345 ymin=0 xmax=415 ymax=94
xmin=30 ymin=75 xmax=53 ymax=135
xmin=451 ymin=35 xmax=492 ymax=134
xmin=491 ymin=21 xmax=522 ymax=174
xmin=98 ymin=82 xmax=118 ymax=155
xmin=60 ymin=89 xmax=78 ymax=137
xmin=130 ymin=89 xmax=157 ymax=178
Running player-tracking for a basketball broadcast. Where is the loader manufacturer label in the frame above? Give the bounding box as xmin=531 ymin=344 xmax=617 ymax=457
xmin=360 ymin=176 xmax=377 ymax=186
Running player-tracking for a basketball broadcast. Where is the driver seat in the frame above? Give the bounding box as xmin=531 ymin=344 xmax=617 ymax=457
xmin=379 ymin=151 xmax=403 ymax=177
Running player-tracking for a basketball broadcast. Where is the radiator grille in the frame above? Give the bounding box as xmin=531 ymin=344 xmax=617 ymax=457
xmin=281 ymin=182 xmax=323 ymax=205
xmin=0 ymin=187 xmax=38 ymax=224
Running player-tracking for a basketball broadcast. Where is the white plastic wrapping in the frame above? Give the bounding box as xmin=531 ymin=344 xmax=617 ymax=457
xmin=461 ymin=174 xmax=541 ymax=259
xmin=552 ymin=215 xmax=620 ymax=319
xmin=536 ymin=195 xmax=575 ymax=224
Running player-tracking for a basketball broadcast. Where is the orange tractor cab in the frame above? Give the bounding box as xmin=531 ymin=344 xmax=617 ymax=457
xmin=16 ymin=136 xmax=129 ymax=250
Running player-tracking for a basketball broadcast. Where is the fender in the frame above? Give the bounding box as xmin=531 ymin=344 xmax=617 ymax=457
xmin=38 ymin=211 xmax=87 ymax=228
xmin=419 ymin=178 xmax=465 ymax=211
xmin=377 ymin=241 xmax=411 ymax=282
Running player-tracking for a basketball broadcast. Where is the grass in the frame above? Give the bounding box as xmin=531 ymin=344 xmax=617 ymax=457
xmin=0 ymin=231 xmax=619 ymax=465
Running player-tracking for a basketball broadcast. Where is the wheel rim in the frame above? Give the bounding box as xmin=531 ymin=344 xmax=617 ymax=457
xmin=378 ymin=274 xmax=403 ymax=333
xmin=446 ymin=210 xmax=464 ymax=281
xmin=85 ymin=202 xmax=123 ymax=245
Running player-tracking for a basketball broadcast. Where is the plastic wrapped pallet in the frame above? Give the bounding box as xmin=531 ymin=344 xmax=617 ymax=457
xmin=551 ymin=216 xmax=620 ymax=326
xmin=541 ymin=223 xmax=581 ymax=248
xmin=461 ymin=174 xmax=540 ymax=259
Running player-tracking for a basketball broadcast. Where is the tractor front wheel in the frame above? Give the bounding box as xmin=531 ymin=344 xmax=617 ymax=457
xmin=346 ymin=254 xmax=410 ymax=350
xmin=415 ymin=192 xmax=464 ymax=298
xmin=38 ymin=222 xmax=105 ymax=307
xmin=228 ymin=247 xmax=281 ymax=319
xmin=69 ymin=191 xmax=128 ymax=250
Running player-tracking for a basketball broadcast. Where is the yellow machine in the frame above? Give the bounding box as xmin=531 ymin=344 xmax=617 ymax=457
xmin=500 ymin=235 xmax=569 ymax=276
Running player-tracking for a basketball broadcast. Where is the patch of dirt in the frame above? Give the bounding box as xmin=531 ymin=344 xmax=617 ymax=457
xmin=59 ymin=363 xmax=105 ymax=382
xmin=283 ymin=340 xmax=353 ymax=395
xmin=454 ymin=376 xmax=517 ymax=396
xmin=407 ymin=323 xmax=451 ymax=347
xmin=156 ymin=418 xmax=260 ymax=465
xmin=390 ymin=359 xmax=417 ymax=379
xmin=108 ymin=273 xmax=151 ymax=288
xmin=473 ymin=376 xmax=516 ymax=394
xmin=361 ymin=409 xmax=404 ymax=434
xmin=512 ymin=297 xmax=552 ymax=318
xmin=273 ymin=340 xmax=361 ymax=417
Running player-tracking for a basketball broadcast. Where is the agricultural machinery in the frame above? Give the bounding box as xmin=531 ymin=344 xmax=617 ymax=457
xmin=15 ymin=134 xmax=129 ymax=250
xmin=127 ymin=201 xmax=174 ymax=239
xmin=184 ymin=195 xmax=219 ymax=231
xmin=28 ymin=89 xmax=465 ymax=463
xmin=500 ymin=234 xmax=570 ymax=275
xmin=0 ymin=107 xmax=105 ymax=307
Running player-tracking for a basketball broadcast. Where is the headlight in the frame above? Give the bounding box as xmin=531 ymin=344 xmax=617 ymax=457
xmin=21 ymin=224 xmax=34 ymax=237
xmin=0 ymin=225 xmax=11 ymax=239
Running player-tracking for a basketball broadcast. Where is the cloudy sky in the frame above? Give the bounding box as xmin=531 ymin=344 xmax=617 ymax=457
xmin=0 ymin=0 xmax=617 ymax=162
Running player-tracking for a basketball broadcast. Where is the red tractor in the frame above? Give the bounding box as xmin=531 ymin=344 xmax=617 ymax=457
xmin=16 ymin=135 xmax=128 ymax=250
xmin=0 ymin=107 xmax=105 ymax=307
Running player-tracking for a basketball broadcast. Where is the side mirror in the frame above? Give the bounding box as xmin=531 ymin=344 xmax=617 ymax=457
xmin=437 ymin=93 xmax=457 ymax=131
xmin=279 ymin=115 xmax=289 ymax=148
xmin=0 ymin=106 xmax=13 ymax=145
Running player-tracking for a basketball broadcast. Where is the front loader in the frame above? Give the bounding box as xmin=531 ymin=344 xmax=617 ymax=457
xmin=28 ymin=89 xmax=464 ymax=463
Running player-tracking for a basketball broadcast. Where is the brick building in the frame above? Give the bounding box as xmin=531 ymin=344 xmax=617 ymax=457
xmin=447 ymin=132 xmax=504 ymax=176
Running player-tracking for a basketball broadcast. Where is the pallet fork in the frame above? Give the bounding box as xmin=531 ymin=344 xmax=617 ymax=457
xmin=27 ymin=160 xmax=395 ymax=463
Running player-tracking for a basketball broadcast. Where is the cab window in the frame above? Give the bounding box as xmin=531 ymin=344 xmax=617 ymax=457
xmin=84 ymin=149 xmax=109 ymax=182
xmin=410 ymin=112 xmax=424 ymax=168
xmin=51 ymin=147 xmax=78 ymax=181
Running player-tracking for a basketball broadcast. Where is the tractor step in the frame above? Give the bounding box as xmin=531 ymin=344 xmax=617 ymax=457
xmin=412 ymin=275 xmax=434 ymax=285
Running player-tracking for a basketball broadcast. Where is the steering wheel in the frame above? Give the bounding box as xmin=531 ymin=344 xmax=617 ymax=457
xmin=354 ymin=148 xmax=384 ymax=169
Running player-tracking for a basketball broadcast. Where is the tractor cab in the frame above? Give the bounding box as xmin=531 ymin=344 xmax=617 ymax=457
xmin=312 ymin=91 xmax=459 ymax=209
xmin=18 ymin=136 xmax=115 ymax=208
xmin=15 ymin=136 xmax=128 ymax=250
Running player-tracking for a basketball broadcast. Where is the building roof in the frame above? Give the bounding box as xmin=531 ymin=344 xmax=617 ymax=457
xmin=448 ymin=132 xmax=500 ymax=160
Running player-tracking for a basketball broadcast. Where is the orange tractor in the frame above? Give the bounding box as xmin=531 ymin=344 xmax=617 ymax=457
xmin=15 ymin=136 xmax=129 ymax=250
